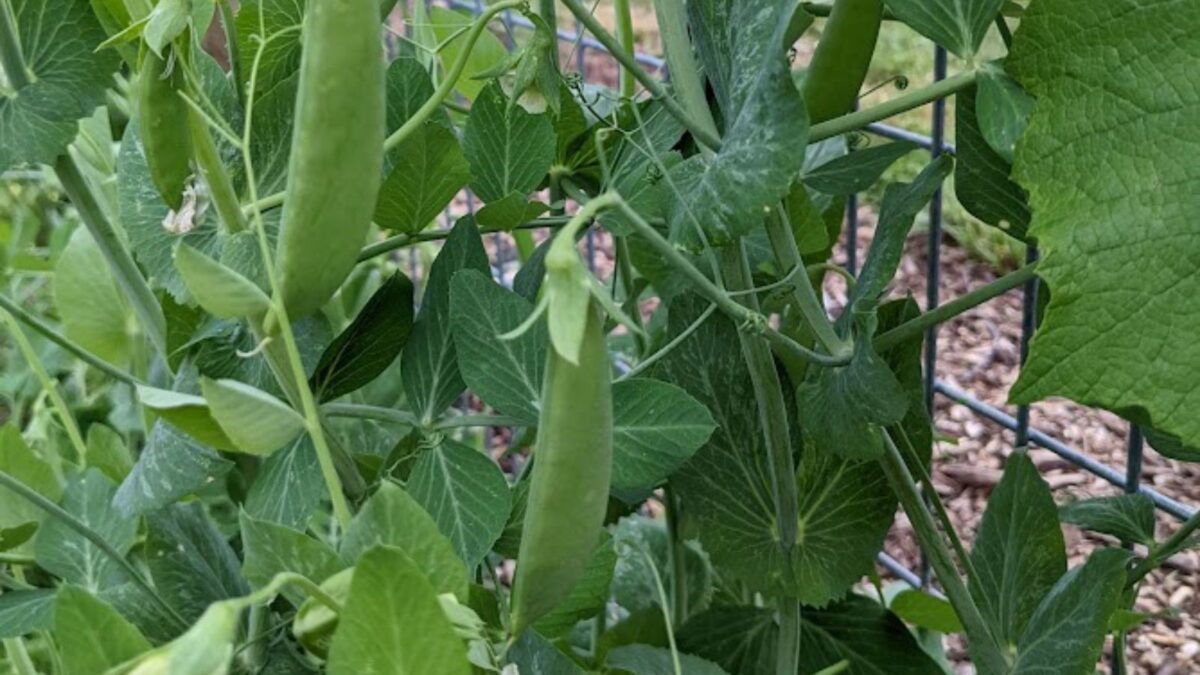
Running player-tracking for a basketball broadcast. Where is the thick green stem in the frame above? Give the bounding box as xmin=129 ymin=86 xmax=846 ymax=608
xmin=652 ymin=0 xmax=719 ymax=141
xmin=561 ymin=0 xmax=722 ymax=151
xmin=3 ymin=637 xmax=37 ymax=675
xmin=664 ymin=486 xmax=689 ymax=626
xmin=535 ymin=0 xmax=558 ymax=69
xmin=0 ymin=293 xmax=141 ymax=385
xmin=613 ymin=0 xmax=637 ymax=100
xmin=0 ymin=0 xmax=31 ymax=90
xmin=0 ymin=310 xmax=89 ymax=465
xmin=188 ymin=108 xmax=247 ymax=233
xmin=879 ymin=431 xmax=1010 ymax=675
xmin=1128 ymin=510 xmax=1200 ymax=585
xmin=0 ymin=469 xmax=188 ymax=630
xmin=765 ymin=209 xmax=850 ymax=358
xmin=357 ymin=215 xmax=572 ymax=261
xmin=54 ymin=154 xmax=169 ymax=364
xmin=874 ymin=262 xmax=1037 ymax=351
xmin=809 ymin=69 xmax=978 ymax=142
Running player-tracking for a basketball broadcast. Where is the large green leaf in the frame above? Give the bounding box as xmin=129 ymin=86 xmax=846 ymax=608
xmin=239 ymin=512 xmax=345 ymax=606
xmin=803 ymin=142 xmax=919 ymax=196
xmin=135 ymin=384 xmax=235 ymax=450
xmin=429 ymin=6 xmax=508 ymax=102
xmin=1058 ymin=493 xmax=1156 ymax=547
xmin=608 ymin=645 xmax=729 ymax=675
xmin=0 ymin=0 xmax=119 ymax=169
xmin=450 ymin=269 xmax=546 ymax=423
xmin=376 ymin=120 xmax=470 ymax=234
xmin=0 ymin=424 xmax=61 ymax=542
xmin=462 ymin=82 xmax=556 ymax=203
xmin=233 ymin=0 xmax=304 ymax=104
xmin=201 ymin=378 xmax=305 ymax=455
xmin=113 ymin=420 xmax=234 ymax=517
xmin=882 ymin=0 xmax=1004 ymax=57
xmin=1012 ymin=549 xmax=1130 ymax=675
xmin=339 ymin=481 xmax=468 ymax=599
xmin=55 ymin=586 xmax=151 ymax=675
xmin=611 ymin=378 xmax=715 ymax=491
xmin=657 ymin=298 xmax=897 ymax=606
xmin=144 ymin=503 xmax=249 ymax=622
xmin=669 ymin=0 xmax=808 ymax=247
xmin=1007 ymin=0 xmax=1200 ymax=447
xmin=533 ymin=533 xmax=617 ymax=638
xmin=35 ymin=469 xmax=136 ymax=592
xmin=407 ymin=438 xmax=511 ymax=568
xmin=611 ymin=516 xmax=712 ymax=620
xmin=53 ymin=227 xmax=135 ymax=366
xmin=326 ymin=545 xmax=472 ymax=675
xmin=954 ymin=83 xmax=1030 ymax=239
xmin=401 ymin=217 xmax=489 ymax=424
xmin=506 ymin=630 xmax=588 ymax=675
xmin=173 ymin=244 xmax=271 ymax=320
xmin=0 ymin=590 xmax=55 ymax=639
xmin=968 ymin=452 xmax=1066 ymax=648
xmin=243 ymin=435 xmax=323 ymax=529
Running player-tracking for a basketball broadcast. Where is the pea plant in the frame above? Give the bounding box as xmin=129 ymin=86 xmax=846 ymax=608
xmin=0 ymin=0 xmax=1197 ymax=672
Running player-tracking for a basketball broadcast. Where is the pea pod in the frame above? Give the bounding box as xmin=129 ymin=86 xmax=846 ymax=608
xmin=510 ymin=300 xmax=613 ymax=636
xmin=137 ymin=49 xmax=192 ymax=210
xmin=802 ymin=0 xmax=884 ymax=124
xmin=274 ymin=0 xmax=384 ymax=320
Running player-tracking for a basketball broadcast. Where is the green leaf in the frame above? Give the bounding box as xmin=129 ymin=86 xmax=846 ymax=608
xmin=173 ymin=243 xmax=271 ymax=319
xmin=53 ymin=227 xmax=136 ymax=366
xmin=0 ymin=590 xmax=55 ymax=639
xmin=35 ymin=469 xmax=136 ymax=592
xmin=506 ymin=629 xmax=588 ymax=675
xmin=1006 ymin=0 xmax=1200 ymax=448
xmin=85 ymin=424 xmax=134 ymax=484
xmin=239 ymin=511 xmax=345 ymax=606
xmin=143 ymin=0 xmax=189 ymax=56
xmin=657 ymin=298 xmax=898 ymax=606
xmin=1059 ymin=493 xmax=1157 ymax=547
xmin=968 ymin=452 xmax=1066 ymax=648
xmin=882 ymin=0 xmax=1004 ymax=57
xmin=0 ymin=0 xmax=120 ymax=170
xmin=611 ymin=516 xmax=712 ymax=619
xmin=450 ymin=269 xmax=546 ymax=423
xmin=135 ymin=384 xmax=233 ymax=449
xmin=244 ymin=435 xmax=324 ymax=529
xmin=608 ymin=645 xmax=730 ymax=675
xmin=326 ymin=545 xmax=473 ymax=675
xmin=976 ymin=67 xmax=1033 ymax=163
xmin=145 ymin=503 xmax=249 ymax=621
xmin=429 ymin=6 xmax=509 ymax=102
xmin=669 ymin=0 xmax=808 ymax=247
xmin=1144 ymin=427 xmax=1200 ymax=463
xmin=311 ymin=273 xmax=415 ymax=402
xmin=611 ymin=378 xmax=716 ymax=491
xmin=407 ymin=438 xmax=512 ymax=568
xmin=201 ymin=377 xmax=305 ymax=456
xmin=954 ymin=83 xmax=1030 ymax=239
xmin=475 ymin=193 xmax=550 ymax=231
xmin=463 ymin=81 xmax=556 ymax=203
xmin=1012 ymin=549 xmax=1130 ymax=675
xmin=533 ymin=532 xmax=617 ymax=638
xmin=401 ymin=217 xmax=490 ymax=424
xmin=55 ymin=586 xmax=151 ymax=675
xmin=0 ymin=424 xmax=61 ymax=541
xmin=339 ymin=481 xmax=468 ymax=599
xmin=385 ymin=45 xmax=438 ymax=135
xmin=114 ymin=419 xmax=234 ymax=517
xmin=233 ymin=0 xmax=303 ymax=102
xmin=889 ymin=589 xmax=963 ymax=634
xmin=803 ymin=142 xmax=919 ymax=196
xmin=375 ymin=122 xmax=471 ymax=234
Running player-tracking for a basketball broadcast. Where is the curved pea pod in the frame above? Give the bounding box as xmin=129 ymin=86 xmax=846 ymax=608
xmin=293 ymin=567 xmax=354 ymax=659
xmin=802 ymin=0 xmax=884 ymax=124
xmin=137 ymin=49 xmax=192 ymax=210
xmin=274 ymin=0 xmax=385 ymax=321
xmin=509 ymin=301 xmax=613 ymax=636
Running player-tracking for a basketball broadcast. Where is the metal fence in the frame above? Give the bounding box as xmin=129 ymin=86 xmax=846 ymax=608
xmin=413 ymin=1 xmax=1197 ymax=589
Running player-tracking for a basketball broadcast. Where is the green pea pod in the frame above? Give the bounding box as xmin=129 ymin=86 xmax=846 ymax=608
xmin=274 ymin=0 xmax=384 ymax=320
xmin=510 ymin=301 xmax=613 ymax=636
xmin=802 ymin=0 xmax=884 ymax=124
xmin=137 ymin=49 xmax=192 ymax=210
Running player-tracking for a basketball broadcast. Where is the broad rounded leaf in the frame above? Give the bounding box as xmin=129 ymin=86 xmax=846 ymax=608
xmin=55 ymin=586 xmax=152 ymax=675
xmin=173 ymin=243 xmax=271 ymax=319
xmin=882 ymin=0 xmax=1004 ymax=58
xmin=54 ymin=227 xmax=135 ymax=366
xmin=135 ymin=384 xmax=235 ymax=450
xmin=611 ymin=378 xmax=715 ymax=490
xmin=201 ymin=378 xmax=305 ymax=456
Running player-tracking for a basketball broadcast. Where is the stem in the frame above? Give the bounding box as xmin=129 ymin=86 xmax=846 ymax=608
xmin=0 ymin=469 xmax=188 ymax=630
xmin=619 ymin=303 xmax=717 ymax=381
xmin=219 ymin=0 xmax=244 ymax=110
xmin=801 ymin=2 xmax=897 ymax=19
xmin=0 ymin=0 xmax=31 ymax=89
xmin=54 ymin=154 xmax=170 ymax=365
xmin=357 ymin=216 xmax=572 ymax=261
xmin=764 ymin=209 xmax=850 ymax=358
xmin=0 ymin=293 xmax=142 ymax=385
xmin=892 ymin=426 xmax=977 ymax=582
xmin=613 ymin=0 xmax=637 ymax=100
xmin=321 ymin=402 xmax=419 ymax=426
xmin=0 ymin=552 xmax=34 ymax=566
xmin=240 ymin=603 xmax=268 ymax=672
xmin=0 ymin=310 xmax=88 ymax=466
xmin=1128 ymin=510 xmax=1200 ymax=585
xmin=3 ymin=638 xmax=37 ymax=675
xmin=561 ymin=0 xmax=723 ymax=151
xmin=651 ymin=0 xmax=720 ymax=142
xmin=664 ymin=486 xmax=689 ymax=626
xmin=719 ymin=245 xmax=802 ymax=675
xmin=535 ymin=0 xmax=558 ymax=69
xmin=873 ymin=262 xmax=1037 ymax=351
xmin=809 ymin=69 xmax=978 ymax=142
xmin=383 ymin=0 xmax=524 ymax=152
xmin=240 ymin=31 xmax=353 ymax=530
xmin=188 ymin=107 xmax=247 ymax=233
xmin=879 ymin=431 xmax=1009 ymax=675
xmin=434 ymin=414 xmax=528 ymax=430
